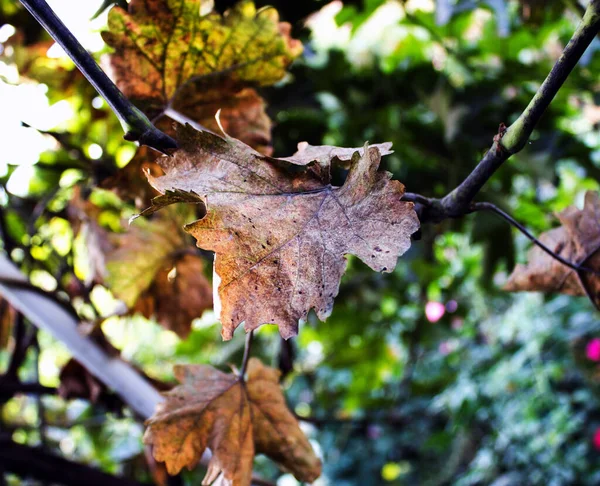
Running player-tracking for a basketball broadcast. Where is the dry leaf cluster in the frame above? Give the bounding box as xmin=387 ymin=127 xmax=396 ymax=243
xmin=144 ymin=358 xmax=321 ymax=486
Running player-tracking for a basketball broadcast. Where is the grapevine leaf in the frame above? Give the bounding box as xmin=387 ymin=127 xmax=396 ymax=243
xmin=144 ymin=358 xmax=321 ymax=485
xmin=106 ymin=205 xmax=211 ymax=338
xmin=142 ymin=124 xmax=419 ymax=340
xmin=505 ymin=191 xmax=600 ymax=308
xmin=102 ymin=0 xmax=301 ymax=149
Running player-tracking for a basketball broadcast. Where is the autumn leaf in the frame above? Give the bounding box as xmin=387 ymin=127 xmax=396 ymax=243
xmin=106 ymin=205 xmax=211 ymax=338
xmin=505 ymin=191 xmax=600 ymax=308
xmin=140 ymin=124 xmax=419 ymax=340
xmin=102 ymin=0 xmax=301 ymax=150
xmin=144 ymin=357 xmax=321 ymax=485
xmin=68 ymin=189 xmax=113 ymax=286
xmin=0 ymin=298 xmax=16 ymax=350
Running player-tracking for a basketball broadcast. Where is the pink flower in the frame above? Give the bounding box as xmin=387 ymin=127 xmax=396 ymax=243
xmin=593 ymin=428 xmax=600 ymax=450
xmin=586 ymin=338 xmax=600 ymax=361
xmin=425 ymin=301 xmax=445 ymax=323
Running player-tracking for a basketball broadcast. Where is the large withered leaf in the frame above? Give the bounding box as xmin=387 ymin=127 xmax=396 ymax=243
xmin=142 ymin=124 xmax=419 ymax=340
xmin=144 ymin=358 xmax=321 ymax=485
xmin=505 ymin=191 xmax=600 ymax=307
xmin=102 ymin=0 xmax=300 ymax=149
xmin=106 ymin=205 xmax=211 ymax=338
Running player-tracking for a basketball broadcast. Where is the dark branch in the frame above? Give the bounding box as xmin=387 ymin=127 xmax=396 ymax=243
xmin=18 ymin=0 xmax=177 ymax=154
xmin=416 ymin=1 xmax=600 ymax=222
xmin=0 ymin=439 xmax=152 ymax=486
xmin=0 ymin=381 xmax=56 ymax=399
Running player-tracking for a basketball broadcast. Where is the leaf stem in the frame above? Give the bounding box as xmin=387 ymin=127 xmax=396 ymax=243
xmin=18 ymin=0 xmax=177 ymax=154
xmin=436 ymin=0 xmax=600 ymax=218
xmin=240 ymin=330 xmax=254 ymax=378
xmin=471 ymin=202 xmax=600 ymax=277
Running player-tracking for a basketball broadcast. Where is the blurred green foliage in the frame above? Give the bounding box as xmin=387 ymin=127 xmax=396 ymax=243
xmin=2 ymin=0 xmax=600 ymax=485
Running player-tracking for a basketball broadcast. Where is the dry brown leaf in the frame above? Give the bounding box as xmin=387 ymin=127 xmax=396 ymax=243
xmin=106 ymin=205 xmax=212 ymax=338
xmin=102 ymin=0 xmax=301 ymax=151
xmin=144 ymin=358 xmax=321 ymax=485
xmin=505 ymin=191 xmax=600 ymax=307
xmin=282 ymin=140 xmax=394 ymax=168
xmin=141 ymin=124 xmax=419 ymax=340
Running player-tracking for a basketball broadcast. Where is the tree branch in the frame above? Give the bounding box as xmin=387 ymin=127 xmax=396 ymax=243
xmin=0 ymin=381 xmax=57 ymax=398
xmin=418 ymin=0 xmax=600 ymax=222
xmin=0 ymin=439 xmax=152 ymax=486
xmin=18 ymin=0 xmax=177 ymax=154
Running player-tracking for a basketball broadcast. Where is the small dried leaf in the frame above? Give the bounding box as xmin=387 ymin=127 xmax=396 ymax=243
xmin=142 ymin=124 xmax=419 ymax=340
xmin=134 ymin=254 xmax=212 ymax=338
xmin=106 ymin=205 xmax=211 ymax=338
xmin=505 ymin=191 xmax=600 ymax=307
xmin=59 ymin=358 xmax=107 ymax=404
xmin=58 ymin=327 xmax=120 ymax=405
xmin=144 ymin=358 xmax=321 ymax=485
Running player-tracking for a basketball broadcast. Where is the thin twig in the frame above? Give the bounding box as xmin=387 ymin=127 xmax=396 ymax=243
xmin=402 ymin=192 xmax=434 ymax=206
xmin=18 ymin=0 xmax=177 ymax=154
xmin=162 ymin=107 xmax=214 ymax=134
xmin=471 ymin=202 xmax=600 ymax=276
xmin=240 ymin=331 xmax=254 ymax=378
